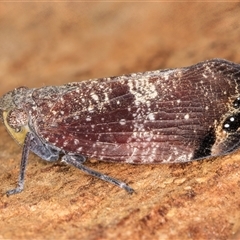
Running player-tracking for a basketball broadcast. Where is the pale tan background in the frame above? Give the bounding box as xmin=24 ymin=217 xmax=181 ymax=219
xmin=1 ymin=3 xmax=240 ymax=240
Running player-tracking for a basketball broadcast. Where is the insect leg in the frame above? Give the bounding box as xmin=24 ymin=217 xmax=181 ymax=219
xmin=29 ymin=131 xmax=59 ymax=162
xmin=62 ymin=154 xmax=135 ymax=194
xmin=6 ymin=132 xmax=31 ymax=196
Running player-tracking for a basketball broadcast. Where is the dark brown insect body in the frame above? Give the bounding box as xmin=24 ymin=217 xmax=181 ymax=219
xmin=1 ymin=58 xmax=240 ymax=195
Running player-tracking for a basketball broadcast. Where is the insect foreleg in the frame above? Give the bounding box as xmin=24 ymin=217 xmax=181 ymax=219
xmin=62 ymin=154 xmax=135 ymax=194
xmin=6 ymin=132 xmax=60 ymax=196
xmin=6 ymin=132 xmax=31 ymax=196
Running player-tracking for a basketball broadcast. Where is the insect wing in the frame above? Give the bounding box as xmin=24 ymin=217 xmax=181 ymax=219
xmin=33 ymin=59 xmax=240 ymax=163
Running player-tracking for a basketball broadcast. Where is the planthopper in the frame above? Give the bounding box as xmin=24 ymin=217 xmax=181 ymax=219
xmin=1 ymin=58 xmax=240 ymax=195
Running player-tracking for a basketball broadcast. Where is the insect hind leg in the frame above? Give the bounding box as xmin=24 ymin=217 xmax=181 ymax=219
xmin=62 ymin=154 xmax=134 ymax=194
xmin=62 ymin=153 xmax=87 ymax=163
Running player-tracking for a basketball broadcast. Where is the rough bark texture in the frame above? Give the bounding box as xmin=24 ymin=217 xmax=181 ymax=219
xmin=1 ymin=3 xmax=240 ymax=240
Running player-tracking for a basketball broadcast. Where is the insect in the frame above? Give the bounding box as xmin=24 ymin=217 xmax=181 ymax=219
xmin=1 ymin=58 xmax=240 ymax=196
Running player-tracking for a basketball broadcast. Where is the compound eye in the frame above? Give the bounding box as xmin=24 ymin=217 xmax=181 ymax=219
xmin=223 ymin=113 xmax=240 ymax=132
xmin=7 ymin=109 xmax=28 ymax=130
xmin=233 ymin=97 xmax=240 ymax=108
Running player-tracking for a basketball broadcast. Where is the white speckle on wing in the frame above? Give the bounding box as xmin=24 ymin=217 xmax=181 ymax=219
xmin=86 ymin=116 xmax=92 ymax=121
xmin=148 ymin=113 xmax=155 ymax=121
xmin=119 ymin=119 xmax=126 ymax=125
xmin=91 ymin=93 xmax=99 ymax=101
xmin=184 ymin=114 xmax=189 ymax=120
xmin=127 ymin=78 xmax=158 ymax=106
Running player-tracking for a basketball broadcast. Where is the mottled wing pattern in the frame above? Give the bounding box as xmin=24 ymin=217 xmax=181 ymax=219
xmin=33 ymin=59 xmax=240 ymax=163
